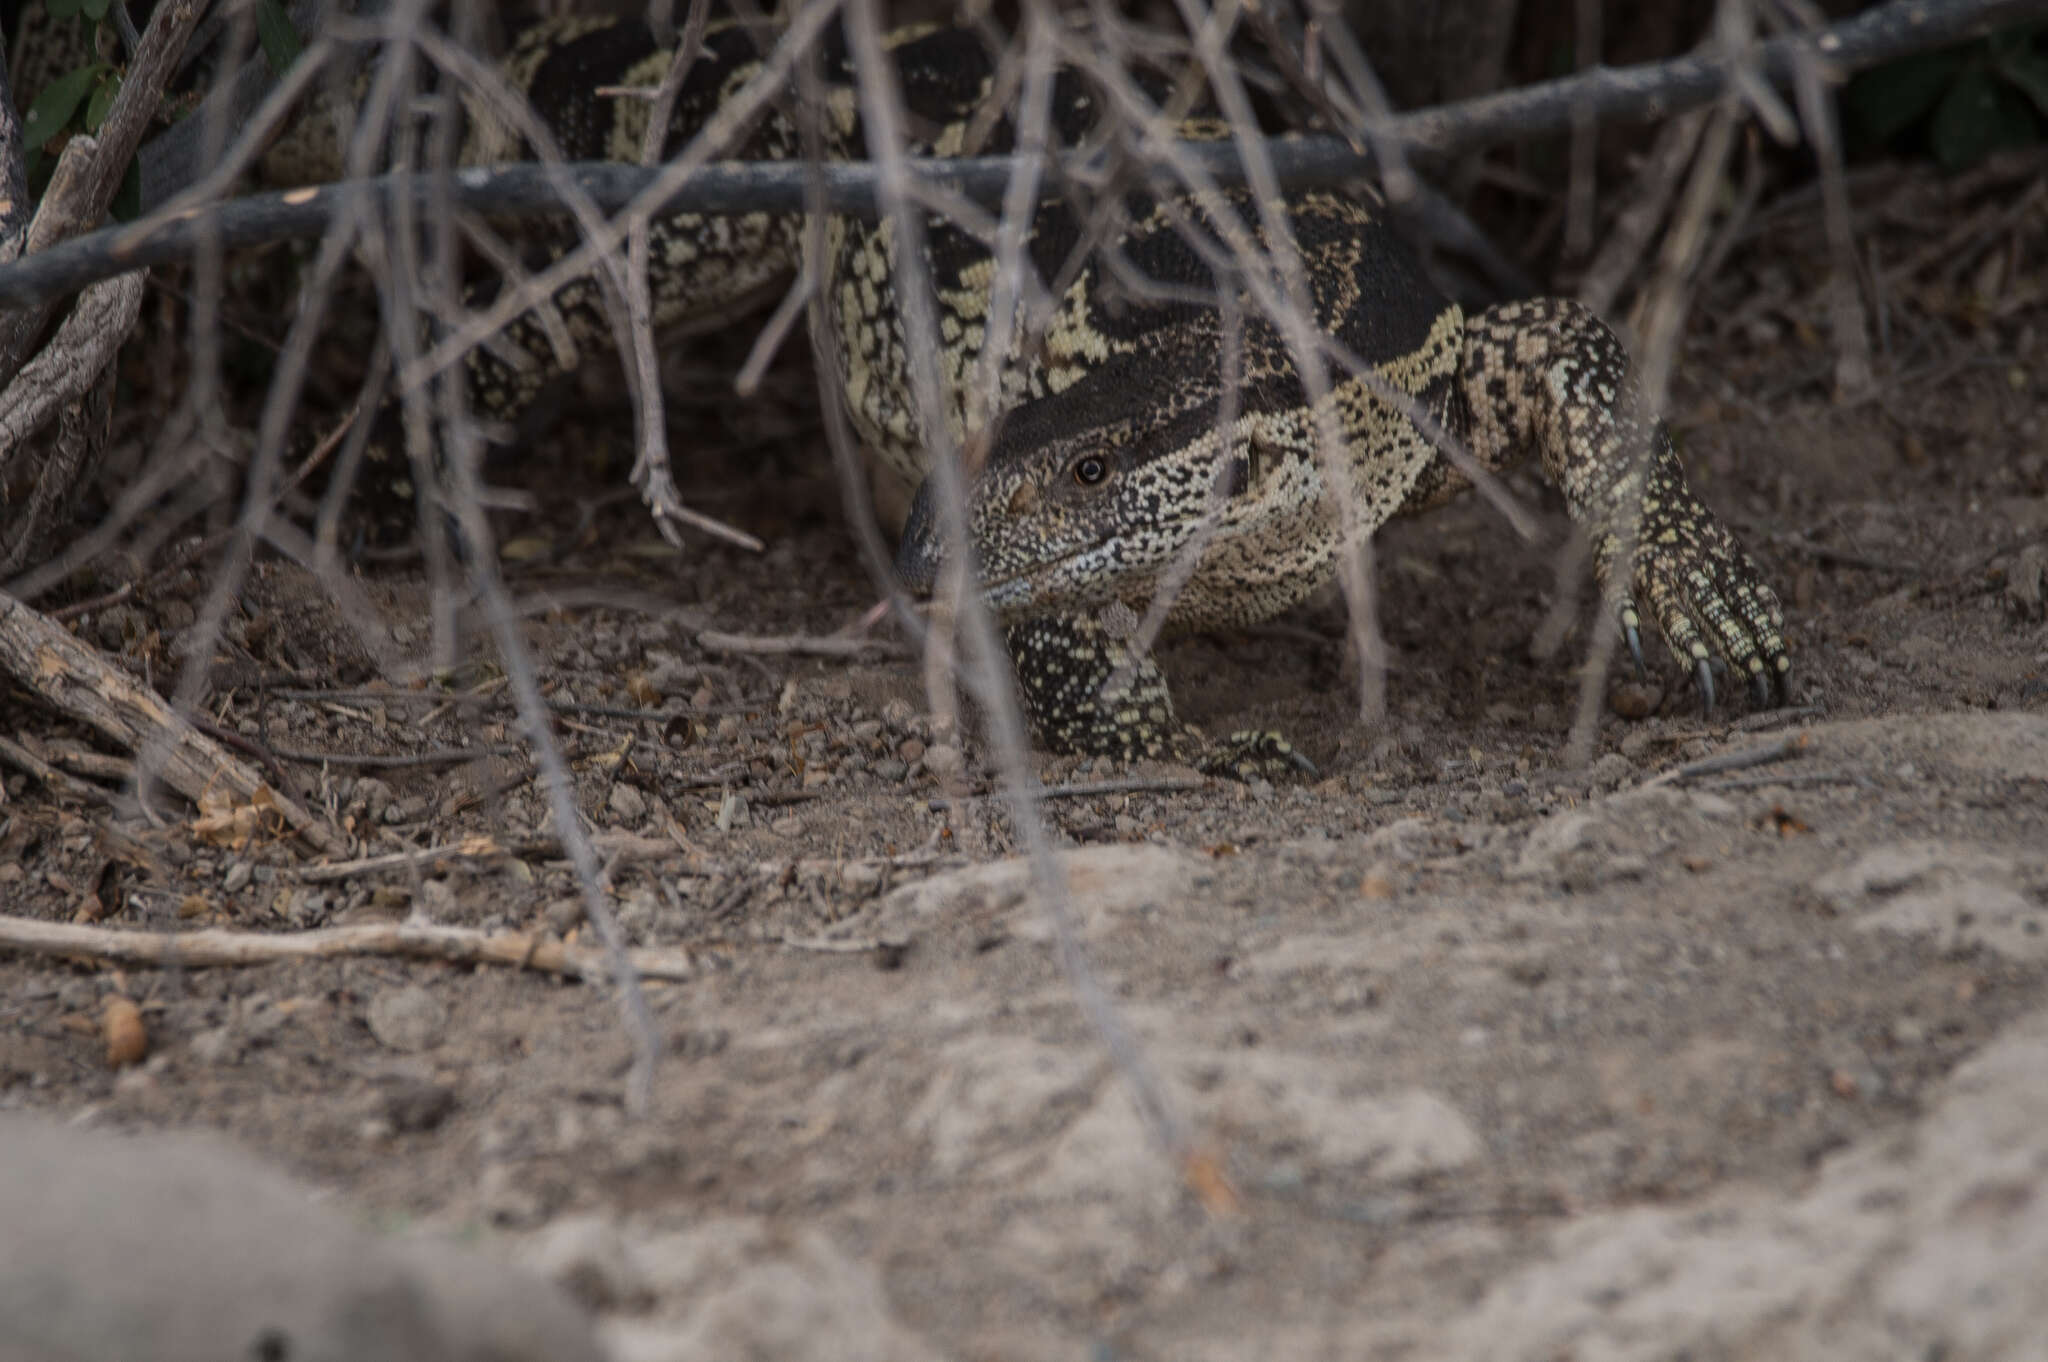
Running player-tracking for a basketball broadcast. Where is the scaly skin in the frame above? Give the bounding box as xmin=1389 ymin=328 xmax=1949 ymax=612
xmin=239 ymin=12 xmax=1786 ymax=771
xmin=897 ymin=293 xmax=1790 ymax=772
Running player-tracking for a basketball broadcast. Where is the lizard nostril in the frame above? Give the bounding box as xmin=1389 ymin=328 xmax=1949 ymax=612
xmin=1007 ymin=482 xmax=1040 ymax=516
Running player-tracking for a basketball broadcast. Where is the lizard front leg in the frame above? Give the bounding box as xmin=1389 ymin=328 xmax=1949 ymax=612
xmin=1459 ymin=297 xmax=1790 ymax=708
xmin=1005 ymin=610 xmax=1314 ymax=780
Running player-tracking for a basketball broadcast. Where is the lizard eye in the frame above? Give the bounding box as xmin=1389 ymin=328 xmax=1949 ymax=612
xmin=1071 ymin=455 xmax=1109 ymax=487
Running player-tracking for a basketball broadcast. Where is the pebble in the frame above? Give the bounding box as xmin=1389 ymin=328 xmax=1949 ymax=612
xmin=188 ymin=1026 xmax=242 ymax=1067
xmin=924 ymin=743 xmax=964 ymax=777
xmin=608 ymin=782 xmax=647 ymax=822
xmin=1609 ymin=681 xmax=1660 ymax=719
xmin=417 ymin=877 xmax=457 ymax=919
xmin=770 ymin=815 xmax=806 ymax=837
xmin=366 ymin=985 xmax=448 ymax=1054
xmin=898 ymin=737 xmax=927 ymax=764
xmin=543 ymin=897 xmax=585 ymax=935
xmin=222 ymin=862 xmax=253 ymax=893
xmin=873 ymin=758 xmax=909 ymax=782
xmin=351 ymin=777 xmax=395 ymax=824
xmin=1586 ymin=753 xmax=1633 ymax=788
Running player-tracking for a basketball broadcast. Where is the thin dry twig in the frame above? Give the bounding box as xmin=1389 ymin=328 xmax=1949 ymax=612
xmin=1647 ymin=732 xmax=1812 ymax=786
xmin=5 ymin=0 xmax=2031 ymax=314
xmin=266 ymin=743 xmax=523 ymax=768
xmin=697 ymin=629 xmax=913 ymax=659
xmin=0 ymin=733 xmax=115 ymax=806
xmin=0 ymin=914 xmax=695 ymax=982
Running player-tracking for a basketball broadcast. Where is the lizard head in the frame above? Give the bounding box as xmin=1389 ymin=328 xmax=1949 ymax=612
xmin=895 ymin=369 xmax=1329 ymax=629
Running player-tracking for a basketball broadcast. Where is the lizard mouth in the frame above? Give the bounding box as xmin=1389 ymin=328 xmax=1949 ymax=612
xmin=894 ymin=478 xmax=1133 ymax=609
xmin=980 ymin=536 xmax=1128 ymax=611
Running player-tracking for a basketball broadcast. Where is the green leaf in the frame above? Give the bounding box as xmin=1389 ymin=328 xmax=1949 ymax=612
xmin=84 ymin=71 xmax=121 ymax=133
xmin=23 ymin=63 xmax=106 ymax=151
xmin=254 ymin=0 xmax=305 ymax=77
xmin=1993 ymin=44 xmax=2048 ymax=118
xmin=1845 ymin=49 xmax=1967 ymax=145
xmin=80 ymin=0 xmax=112 ymax=21
xmin=1930 ymin=65 xmax=2040 ymax=171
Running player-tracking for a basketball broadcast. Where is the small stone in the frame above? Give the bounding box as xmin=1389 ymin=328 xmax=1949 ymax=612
xmin=543 ymin=897 xmax=585 ymax=935
xmin=852 ymin=719 xmax=884 ymax=742
xmin=222 ymin=861 xmax=253 ymax=894
xmin=351 ymin=777 xmax=395 ymax=825
xmin=880 ymin=698 xmax=917 ymax=727
xmin=285 ymin=888 xmax=328 ymax=928
xmin=1609 ymin=682 xmax=1659 ymax=719
xmin=615 ymin=889 xmax=660 ymax=938
xmin=898 ymin=737 xmax=927 ymax=765
xmin=608 ymin=782 xmax=647 ymax=822
xmin=873 ymin=758 xmax=909 ymax=782
xmin=1586 ymin=753 xmax=1633 ymax=788
xmin=770 ymin=814 xmax=805 ymax=837
xmin=188 ymin=1026 xmax=241 ymax=1067
xmin=417 ymin=877 xmax=457 ymax=920
xmin=366 ymin=985 xmax=448 ymax=1054
xmin=923 ymin=743 xmax=963 ymax=777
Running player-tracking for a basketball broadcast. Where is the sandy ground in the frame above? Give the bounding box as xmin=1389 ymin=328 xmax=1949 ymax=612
xmin=2 ymin=152 xmax=2046 ymax=1358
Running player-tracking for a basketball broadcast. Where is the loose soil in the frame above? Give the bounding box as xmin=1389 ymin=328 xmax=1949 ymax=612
xmin=3 ymin=151 xmax=2046 ymax=1358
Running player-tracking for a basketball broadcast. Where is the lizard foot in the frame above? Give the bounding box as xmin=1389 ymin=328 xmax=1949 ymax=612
xmin=1195 ymin=730 xmax=1319 ymax=781
xmin=1612 ymin=457 xmax=1790 ymax=712
xmin=1004 ymin=614 xmax=1314 ymax=780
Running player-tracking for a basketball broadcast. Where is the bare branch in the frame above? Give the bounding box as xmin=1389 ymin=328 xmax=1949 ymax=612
xmin=1 ymin=0 xmax=2035 ymax=315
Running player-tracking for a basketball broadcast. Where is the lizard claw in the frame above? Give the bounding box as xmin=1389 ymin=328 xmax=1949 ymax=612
xmin=1623 ymin=616 xmax=1648 ymax=679
xmin=1202 ymin=730 xmax=1317 ymax=781
xmin=1616 ymin=456 xmax=1790 ymax=712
